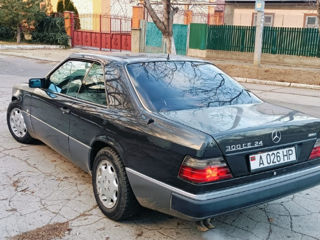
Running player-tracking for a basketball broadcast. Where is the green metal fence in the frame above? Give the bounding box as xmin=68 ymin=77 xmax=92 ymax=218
xmin=263 ymin=27 xmax=320 ymax=57
xmin=190 ymin=24 xmax=320 ymax=57
xmin=146 ymin=22 xmax=162 ymax=48
xmin=145 ymin=21 xmax=188 ymax=55
xmin=189 ymin=23 xmax=208 ymax=50
xmin=206 ymin=25 xmax=256 ymax=52
xmin=173 ymin=24 xmax=188 ymax=55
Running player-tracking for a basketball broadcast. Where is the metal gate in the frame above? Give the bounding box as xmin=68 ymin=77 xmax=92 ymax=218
xmin=70 ymin=14 xmax=131 ymax=51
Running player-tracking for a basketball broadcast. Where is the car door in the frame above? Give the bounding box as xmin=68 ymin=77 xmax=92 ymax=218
xmin=67 ymin=62 xmax=108 ymax=171
xmin=30 ymin=60 xmax=91 ymax=159
xmin=68 ymin=62 xmax=136 ymax=172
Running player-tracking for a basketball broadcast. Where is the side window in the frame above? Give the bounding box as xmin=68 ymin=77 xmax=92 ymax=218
xmin=77 ymin=63 xmax=107 ymax=105
xmin=105 ymin=64 xmax=131 ymax=109
xmin=49 ymin=60 xmax=91 ymax=95
xmin=305 ymin=15 xmax=318 ymax=28
xmin=252 ymin=13 xmax=274 ymax=27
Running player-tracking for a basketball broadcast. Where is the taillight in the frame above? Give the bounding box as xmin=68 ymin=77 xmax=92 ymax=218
xmin=309 ymin=139 xmax=320 ymax=160
xmin=178 ymin=156 xmax=232 ymax=183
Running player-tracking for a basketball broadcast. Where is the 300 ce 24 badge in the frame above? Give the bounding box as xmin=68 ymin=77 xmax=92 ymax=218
xmin=226 ymin=140 xmax=263 ymax=152
xmin=7 ymin=53 xmax=320 ymax=226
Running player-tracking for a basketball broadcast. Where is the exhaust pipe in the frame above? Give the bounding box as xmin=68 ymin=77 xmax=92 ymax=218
xmin=196 ymin=218 xmax=215 ymax=232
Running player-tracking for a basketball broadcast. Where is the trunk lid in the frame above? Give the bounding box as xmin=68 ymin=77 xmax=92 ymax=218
xmin=160 ymin=103 xmax=320 ymax=177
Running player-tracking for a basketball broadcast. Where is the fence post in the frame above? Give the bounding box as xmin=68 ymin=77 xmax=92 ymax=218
xmin=317 ymin=31 xmax=320 ymax=58
xmin=132 ymin=6 xmax=145 ymax=53
xmin=140 ymin=20 xmax=146 ymax=53
xmin=204 ymin=24 xmax=208 ymax=50
xmin=110 ymin=17 xmax=112 ymax=51
xmin=100 ymin=15 xmax=102 ymax=51
xmin=63 ymin=11 xmax=71 ymax=37
xmin=120 ymin=19 xmax=122 ymax=52
xmin=70 ymin=12 xmax=75 ymax=47
xmin=240 ymin=29 xmax=245 ymax=52
xmin=186 ymin=24 xmax=190 ymax=55
xmin=272 ymin=28 xmax=277 ymax=54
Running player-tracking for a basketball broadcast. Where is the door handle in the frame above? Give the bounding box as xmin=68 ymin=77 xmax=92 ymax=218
xmin=60 ymin=107 xmax=71 ymax=114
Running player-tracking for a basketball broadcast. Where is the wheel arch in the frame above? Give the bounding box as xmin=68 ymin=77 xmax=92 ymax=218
xmin=12 ymin=88 xmax=24 ymax=103
xmin=11 ymin=96 xmax=19 ymax=102
xmin=89 ymin=136 xmax=126 ymax=171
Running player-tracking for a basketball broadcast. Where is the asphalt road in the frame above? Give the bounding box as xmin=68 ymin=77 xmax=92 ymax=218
xmin=0 ymin=55 xmax=319 ymax=240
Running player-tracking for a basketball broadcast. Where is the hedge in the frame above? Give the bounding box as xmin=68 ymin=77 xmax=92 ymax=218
xmin=0 ymin=26 xmax=15 ymax=40
xmin=31 ymin=13 xmax=69 ymax=46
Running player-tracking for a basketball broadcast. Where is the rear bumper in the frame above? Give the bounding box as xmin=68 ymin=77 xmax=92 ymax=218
xmin=126 ymin=164 xmax=320 ymax=221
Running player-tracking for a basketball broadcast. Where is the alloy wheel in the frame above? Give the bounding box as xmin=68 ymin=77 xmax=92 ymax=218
xmin=9 ymin=108 xmax=27 ymax=138
xmin=96 ymin=159 xmax=119 ymax=209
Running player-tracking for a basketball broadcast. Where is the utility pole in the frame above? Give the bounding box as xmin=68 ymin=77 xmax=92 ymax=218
xmin=253 ymin=0 xmax=265 ymax=66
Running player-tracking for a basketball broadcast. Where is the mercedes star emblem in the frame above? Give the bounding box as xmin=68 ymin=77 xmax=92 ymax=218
xmin=271 ymin=130 xmax=281 ymax=144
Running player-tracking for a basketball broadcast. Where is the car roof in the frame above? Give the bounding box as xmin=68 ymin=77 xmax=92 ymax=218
xmin=69 ymin=52 xmax=210 ymax=64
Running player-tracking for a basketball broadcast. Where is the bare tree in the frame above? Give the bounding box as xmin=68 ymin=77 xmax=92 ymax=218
xmin=144 ymin=0 xmax=178 ymax=54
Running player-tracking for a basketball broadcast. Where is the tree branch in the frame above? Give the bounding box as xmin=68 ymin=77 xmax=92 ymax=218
xmin=144 ymin=0 xmax=166 ymax=34
xmin=168 ymin=6 xmax=178 ymax=35
xmin=162 ymin=0 xmax=170 ymax=36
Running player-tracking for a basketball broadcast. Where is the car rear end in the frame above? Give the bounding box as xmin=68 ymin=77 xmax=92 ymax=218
xmin=125 ymin=58 xmax=320 ymax=221
xmin=172 ymin=120 xmax=320 ymax=220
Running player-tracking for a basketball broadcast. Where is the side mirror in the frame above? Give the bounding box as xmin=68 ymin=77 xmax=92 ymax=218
xmin=29 ymin=78 xmax=45 ymax=88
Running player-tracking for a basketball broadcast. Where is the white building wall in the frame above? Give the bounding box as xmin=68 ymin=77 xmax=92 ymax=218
xmin=72 ymin=0 xmax=93 ymax=30
xmin=110 ymin=0 xmax=133 ymax=17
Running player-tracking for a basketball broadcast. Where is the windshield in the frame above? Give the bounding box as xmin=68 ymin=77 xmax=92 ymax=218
xmin=126 ymin=61 xmax=261 ymax=112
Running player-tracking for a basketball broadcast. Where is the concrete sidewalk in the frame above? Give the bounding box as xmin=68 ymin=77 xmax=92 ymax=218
xmin=0 ymin=44 xmax=62 ymax=50
xmin=0 ymin=48 xmax=126 ymax=63
xmin=0 ymin=48 xmax=85 ymax=62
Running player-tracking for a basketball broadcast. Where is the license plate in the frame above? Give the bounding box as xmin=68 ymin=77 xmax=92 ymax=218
xmin=249 ymin=147 xmax=296 ymax=171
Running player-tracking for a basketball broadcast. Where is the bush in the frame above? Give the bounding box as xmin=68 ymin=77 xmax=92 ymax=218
xmin=32 ymin=32 xmax=69 ymax=46
xmin=0 ymin=25 xmax=15 ymax=40
xmin=31 ymin=12 xmax=69 ymax=46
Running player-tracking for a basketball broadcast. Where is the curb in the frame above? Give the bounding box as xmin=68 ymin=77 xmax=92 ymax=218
xmin=0 ymin=45 xmax=63 ymax=50
xmin=235 ymin=77 xmax=320 ymax=90
xmin=0 ymin=52 xmax=60 ymax=63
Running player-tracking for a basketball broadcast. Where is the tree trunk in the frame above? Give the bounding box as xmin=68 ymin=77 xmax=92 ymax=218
xmin=317 ymin=0 xmax=320 ymax=58
xmin=171 ymin=36 xmax=176 ymax=54
xmin=144 ymin=0 xmax=178 ymax=54
xmin=16 ymin=25 xmax=21 ymax=43
xmin=163 ymin=35 xmax=176 ymax=54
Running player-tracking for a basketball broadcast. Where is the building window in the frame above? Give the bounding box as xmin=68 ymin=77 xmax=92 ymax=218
xmin=305 ymin=15 xmax=318 ymax=28
xmin=252 ymin=13 xmax=274 ymax=27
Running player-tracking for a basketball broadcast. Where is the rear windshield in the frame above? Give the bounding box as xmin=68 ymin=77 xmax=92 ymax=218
xmin=126 ymin=61 xmax=260 ymax=112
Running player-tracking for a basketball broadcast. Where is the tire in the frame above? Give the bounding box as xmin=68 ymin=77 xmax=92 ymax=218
xmin=7 ymin=101 xmax=34 ymax=144
xmin=92 ymin=147 xmax=140 ymax=221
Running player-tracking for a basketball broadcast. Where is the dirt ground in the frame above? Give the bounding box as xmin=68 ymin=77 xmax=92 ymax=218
xmin=10 ymin=222 xmax=70 ymax=240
